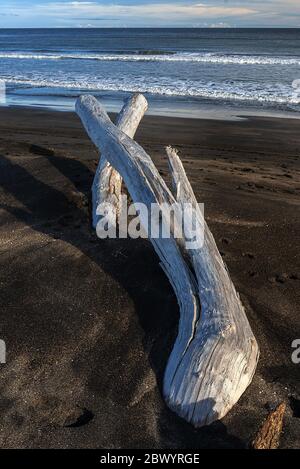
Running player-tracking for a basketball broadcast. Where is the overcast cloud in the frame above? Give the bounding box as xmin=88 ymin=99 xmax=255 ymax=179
xmin=0 ymin=1 xmax=300 ymax=28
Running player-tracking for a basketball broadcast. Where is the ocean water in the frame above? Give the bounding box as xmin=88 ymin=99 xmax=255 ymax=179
xmin=0 ymin=28 xmax=299 ymax=118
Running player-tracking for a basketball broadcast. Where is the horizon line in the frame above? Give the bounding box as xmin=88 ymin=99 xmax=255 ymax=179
xmin=0 ymin=26 xmax=300 ymax=29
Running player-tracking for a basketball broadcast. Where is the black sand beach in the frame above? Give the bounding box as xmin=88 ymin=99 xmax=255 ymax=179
xmin=0 ymin=107 xmax=299 ymax=448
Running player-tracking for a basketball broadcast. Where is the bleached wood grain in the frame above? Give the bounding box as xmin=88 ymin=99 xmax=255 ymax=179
xmin=76 ymin=94 xmax=259 ymax=428
xmin=92 ymin=93 xmax=148 ymax=228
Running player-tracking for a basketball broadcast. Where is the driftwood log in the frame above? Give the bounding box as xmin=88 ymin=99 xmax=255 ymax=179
xmin=252 ymin=402 xmax=286 ymax=449
xmin=76 ymin=94 xmax=259 ymax=428
xmin=92 ymin=93 xmax=148 ymax=228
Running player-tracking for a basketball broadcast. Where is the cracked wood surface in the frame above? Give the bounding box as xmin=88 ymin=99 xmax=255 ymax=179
xmin=76 ymin=94 xmax=259 ymax=428
xmin=92 ymin=93 xmax=148 ymax=228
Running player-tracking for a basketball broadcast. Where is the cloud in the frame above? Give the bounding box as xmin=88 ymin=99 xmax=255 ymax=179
xmin=44 ymin=2 xmax=256 ymax=15
xmin=34 ymin=2 xmax=257 ymax=23
xmin=209 ymin=22 xmax=232 ymax=28
xmin=68 ymin=1 xmax=96 ymax=4
xmin=1 ymin=1 xmax=300 ymax=27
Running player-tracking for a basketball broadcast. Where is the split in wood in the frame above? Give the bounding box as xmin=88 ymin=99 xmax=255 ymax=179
xmin=92 ymin=93 xmax=148 ymax=228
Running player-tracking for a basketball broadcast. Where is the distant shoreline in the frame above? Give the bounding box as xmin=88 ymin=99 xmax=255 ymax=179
xmin=2 ymin=101 xmax=300 ymax=122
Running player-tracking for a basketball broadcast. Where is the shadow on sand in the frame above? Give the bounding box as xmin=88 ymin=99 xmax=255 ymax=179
xmin=0 ymin=150 xmax=245 ymax=448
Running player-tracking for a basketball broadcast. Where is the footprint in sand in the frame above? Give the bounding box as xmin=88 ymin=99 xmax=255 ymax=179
xmin=243 ymin=252 xmax=255 ymax=260
xmin=248 ymin=271 xmax=258 ymax=278
xmin=64 ymin=407 xmax=94 ymax=428
xmin=29 ymin=144 xmax=55 ymax=157
xmin=268 ymin=273 xmax=299 ymax=284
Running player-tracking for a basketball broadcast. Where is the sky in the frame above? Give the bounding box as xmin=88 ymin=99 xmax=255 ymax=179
xmin=0 ymin=1 xmax=300 ymax=28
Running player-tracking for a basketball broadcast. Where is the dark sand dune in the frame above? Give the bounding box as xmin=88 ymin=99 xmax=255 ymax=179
xmin=0 ymin=107 xmax=299 ymax=448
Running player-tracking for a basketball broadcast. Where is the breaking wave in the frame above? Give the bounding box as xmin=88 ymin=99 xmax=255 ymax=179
xmin=0 ymin=51 xmax=299 ymax=66
xmin=5 ymin=76 xmax=299 ymax=105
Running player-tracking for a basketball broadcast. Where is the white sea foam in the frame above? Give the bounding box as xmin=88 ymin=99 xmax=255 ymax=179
xmin=0 ymin=51 xmax=299 ymax=66
xmin=4 ymin=76 xmax=298 ymax=105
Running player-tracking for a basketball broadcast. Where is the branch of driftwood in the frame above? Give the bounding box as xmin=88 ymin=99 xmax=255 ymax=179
xmin=91 ymin=93 xmax=148 ymax=228
xmin=252 ymin=402 xmax=286 ymax=449
xmin=76 ymin=93 xmax=259 ymax=428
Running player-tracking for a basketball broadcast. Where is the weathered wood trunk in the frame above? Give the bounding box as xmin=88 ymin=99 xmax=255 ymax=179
xmin=76 ymin=94 xmax=259 ymax=428
xmin=252 ymin=402 xmax=286 ymax=449
xmin=92 ymin=93 xmax=148 ymax=228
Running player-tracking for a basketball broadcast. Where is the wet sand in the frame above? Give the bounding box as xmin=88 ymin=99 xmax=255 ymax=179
xmin=0 ymin=107 xmax=299 ymax=448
